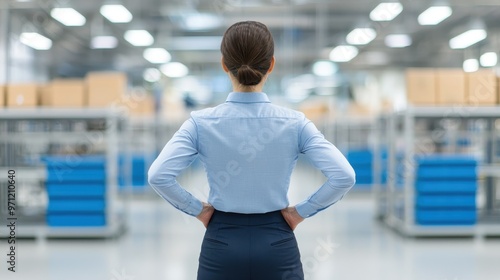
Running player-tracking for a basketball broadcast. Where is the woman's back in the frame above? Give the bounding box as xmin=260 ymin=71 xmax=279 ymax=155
xmin=193 ymin=92 xmax=304 ymax=213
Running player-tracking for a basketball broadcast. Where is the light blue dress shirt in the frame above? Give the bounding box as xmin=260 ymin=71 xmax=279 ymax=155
xmin=148 ymin=92 xmax=356 ymax=218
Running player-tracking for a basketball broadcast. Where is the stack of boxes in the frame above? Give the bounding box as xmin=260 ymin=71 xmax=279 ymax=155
xmin=0 ymin=72 xmax=154 ymax=116
xmin=347 ymin=149 xmax=373 ymax=188
xmin=346 ymin=149 xmax=390 ymax=189
xmin=406 ymin=68 xmax=499 ymax=106
xmin=42 ymin=79 xmax=86 ymax=107
xmin=118 ymin=154 xmax=148 ymax=191
xmin=0 ymin=86 xmax=4 ymax=107
xmin=86 ymin=72 xmax=127 ymax=108
xmin=6 ymin=84 xmax=39 ymax=108
xmin=415 ymin=155 xmax=477 ymax=225
xmin=44 ymin=155 xmax=107 ymax=227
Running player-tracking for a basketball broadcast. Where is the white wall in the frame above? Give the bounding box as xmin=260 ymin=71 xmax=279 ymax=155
xmin=0 ymin=9 xmax=49 ymax=84
xmin=0 ymin=7 xmax=8 ymax=84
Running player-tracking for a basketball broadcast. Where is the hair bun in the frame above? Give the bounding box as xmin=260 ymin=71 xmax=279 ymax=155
xmin=237 ymin=65 xmax=264 ymax=86
xmin=221 ymin=21 xmax=274 ymax=87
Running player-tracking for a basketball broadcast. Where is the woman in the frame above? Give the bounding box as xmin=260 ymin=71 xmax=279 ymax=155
xmin=148 ymin=21 xmax=356 ymax=280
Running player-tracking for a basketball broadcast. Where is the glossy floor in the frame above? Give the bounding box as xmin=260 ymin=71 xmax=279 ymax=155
xmin=1 ymin=165 xmax=499 ymax=280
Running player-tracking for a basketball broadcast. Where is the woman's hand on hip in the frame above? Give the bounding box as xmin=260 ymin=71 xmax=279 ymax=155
xmin=197 ymin=202 xmax=215 ymax=228
xmin=281 ymin=206 xmax=305 ymax=231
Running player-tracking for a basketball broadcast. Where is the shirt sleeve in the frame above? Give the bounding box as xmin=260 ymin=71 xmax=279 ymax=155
xmin=148 ymin=118 xmax=203 ymax=217
xmin=295 ymin=118 xmax=356 ymax=218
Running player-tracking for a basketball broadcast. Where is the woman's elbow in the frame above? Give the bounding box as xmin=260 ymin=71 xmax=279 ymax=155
xmin=347 ymin=168 xmax=356 ymax=187
xmin=341 ymin=167 xmax=356 ymax=188
xmin=147 ymin=167 xmax=163 ymax=187
xmin=147 ymin=170 xmax=159 ymax=187
xmin=147 ymin=169 xmax=176 ymax=188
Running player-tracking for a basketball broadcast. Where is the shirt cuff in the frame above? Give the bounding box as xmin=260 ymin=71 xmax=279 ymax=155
xmin=185 ymin=199 xmax=203 ymax=217
xmin=295 ymin=201 xmax=317 ymax=218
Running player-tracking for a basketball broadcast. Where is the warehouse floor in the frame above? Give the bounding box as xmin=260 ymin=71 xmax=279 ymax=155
xmin=1 ymin=165 xmax=500 ymax=280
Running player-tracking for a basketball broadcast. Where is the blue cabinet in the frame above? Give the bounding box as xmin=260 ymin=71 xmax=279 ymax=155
xmin=414 ymin=156 xmax=477 ymax=226
xmin=43 ymin=156 xmax=107 ymax=227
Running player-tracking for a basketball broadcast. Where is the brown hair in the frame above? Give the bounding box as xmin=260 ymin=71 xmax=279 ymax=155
xmin=221 ymin=21 xmax=274 ymax=86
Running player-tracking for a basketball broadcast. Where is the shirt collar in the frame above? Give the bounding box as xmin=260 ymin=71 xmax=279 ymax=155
xmin=226 ymin=92 xmax=271 ymax=104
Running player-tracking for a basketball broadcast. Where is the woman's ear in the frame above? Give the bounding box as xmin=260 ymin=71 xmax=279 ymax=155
xmin=268 ymin=56 xmax=276 ymax=74
xmin=221 ymin=57 xmax=229 ymax=73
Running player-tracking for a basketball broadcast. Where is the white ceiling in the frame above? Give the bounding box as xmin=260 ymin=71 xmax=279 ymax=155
xmin=5 ymin=0 xmax=500 ymax=82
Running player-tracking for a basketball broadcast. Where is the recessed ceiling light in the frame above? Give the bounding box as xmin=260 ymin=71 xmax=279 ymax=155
xmin=143 ymin=48 xmax=171 ymax=64
xmin=161 ymin=62 xmax=189 ymax=78
xmin=346 ymin=28 xmax=377 ymax=45
xmin=418 ymin=6 xmax=452 ymax=25
xmin=182 ymin=14 xmax=223 ymax=31
xmin=385 ymin=34 xmax=412 ymax=48
xmin=329 ymin=45 xmax=359 ymax=62
xmin=91 ymin=36 xmax=118 ymax=49
xmin=463 ymin=59 xmax=479 ymax=73
xmin=124 ymin=30 xmax=154 ymax=47
xmin=312 ymin=61 xmax=338 ymax=76
xmin=51 ymin=8 xmax=86 ymax=26
xmin=20 ymin=32 xmax=52 ymax=50
xmin=100 ymin=5 xmax=133 ymax=23
xmin=370 ymin=2 xmax=403 ymax=22
xmin=449 ymin=29 xmax=487 ymax=49
xmin=480 ymin=52 xmax=498 ymax=67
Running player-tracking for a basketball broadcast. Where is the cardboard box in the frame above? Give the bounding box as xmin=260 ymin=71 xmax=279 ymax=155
xmin=44 ymin=79 xmax=85 ymax=107
xmin=0 ymin=85 xmax=5 ymax=107
xmin=467 ymin=70 xmax=498 ymax=105
xmin=300 ymin=102 xmax=329 ymax=122
xmin=86 ymin=72 xmax=127 ymax=107
xmin=436 ymin=69 xmax=467 ymax=105
xmin=497 ymin=77 xmax=500 ymax=105
xmin=7 ymin=84 xmax=39 ymax=107
xmin=39 ymin=84 xmax=50 ymax=106
xmin=131 ymin=96 xmax=155 ymax=116
xmin=406 ymin=68 xmax=437 ymax=105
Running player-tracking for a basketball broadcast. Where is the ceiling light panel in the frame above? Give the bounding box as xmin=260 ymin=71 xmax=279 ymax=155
xmin=161 ymin=62 xmax=189 ymax=78
xmin=480 ymin=52 xmax=498 ymax=67
xmin=182 ymin=14 xmax=223 ymax=31
xmin=20 ymin=32 xmax=52 ymax=50
xmin=449 ymin=29 xmax=487 ymax=49
xmin=369 ymin=2 xmax=403 ymax=22
xmin=385 ymin=34 xmax=412 ymax=48
xmin=91 ymin=36 xmax=118 ymax=49
xmin=143 ymin=48 xmax=171 ymax=64
xmin=100 ymin=5 xmax=133 ymax=23
xmin=329 ymin=45 xmax=359 ymax=62
xmin=346 ymin=28 xmax=377 ymax=45
xmin=51 ymin=8 xmax=86 ymax=26
xmin=312 ymin=61 xmax=338 ymax=77
xmin=418 ymin=6 xmax=452 ymax=25
xmin=124 ymin=30 xmax=154 ymax=47
xmin=463 ymin=59 xmax=479 ymax=73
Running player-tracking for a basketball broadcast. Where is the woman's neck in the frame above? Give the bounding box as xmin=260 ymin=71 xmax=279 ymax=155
xmin=230 ymin=76 xmax=266 ymax=93
xmin=232 ymin=85 xmax=263 ymax=93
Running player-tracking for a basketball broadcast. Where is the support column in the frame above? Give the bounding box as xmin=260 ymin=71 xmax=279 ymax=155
xmin=0 ymin=2 xmax=11 ymax=83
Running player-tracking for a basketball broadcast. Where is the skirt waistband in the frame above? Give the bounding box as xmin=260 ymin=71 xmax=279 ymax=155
xmin=210 ymin=209 xmax=285 ymax=226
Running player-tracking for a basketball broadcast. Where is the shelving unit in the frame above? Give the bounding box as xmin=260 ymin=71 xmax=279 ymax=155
xmin=119 ymin=116 xmax=157 ymax=195
xmin=333 ymin=116 xmax=377 ymax=191
xmin=379 ymin=106 xmax=500 ymax=237
xmin=373 ymin=113 xmax=389 ymax=219
xmin=0 ymin=108 xmax=127 ymax=239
